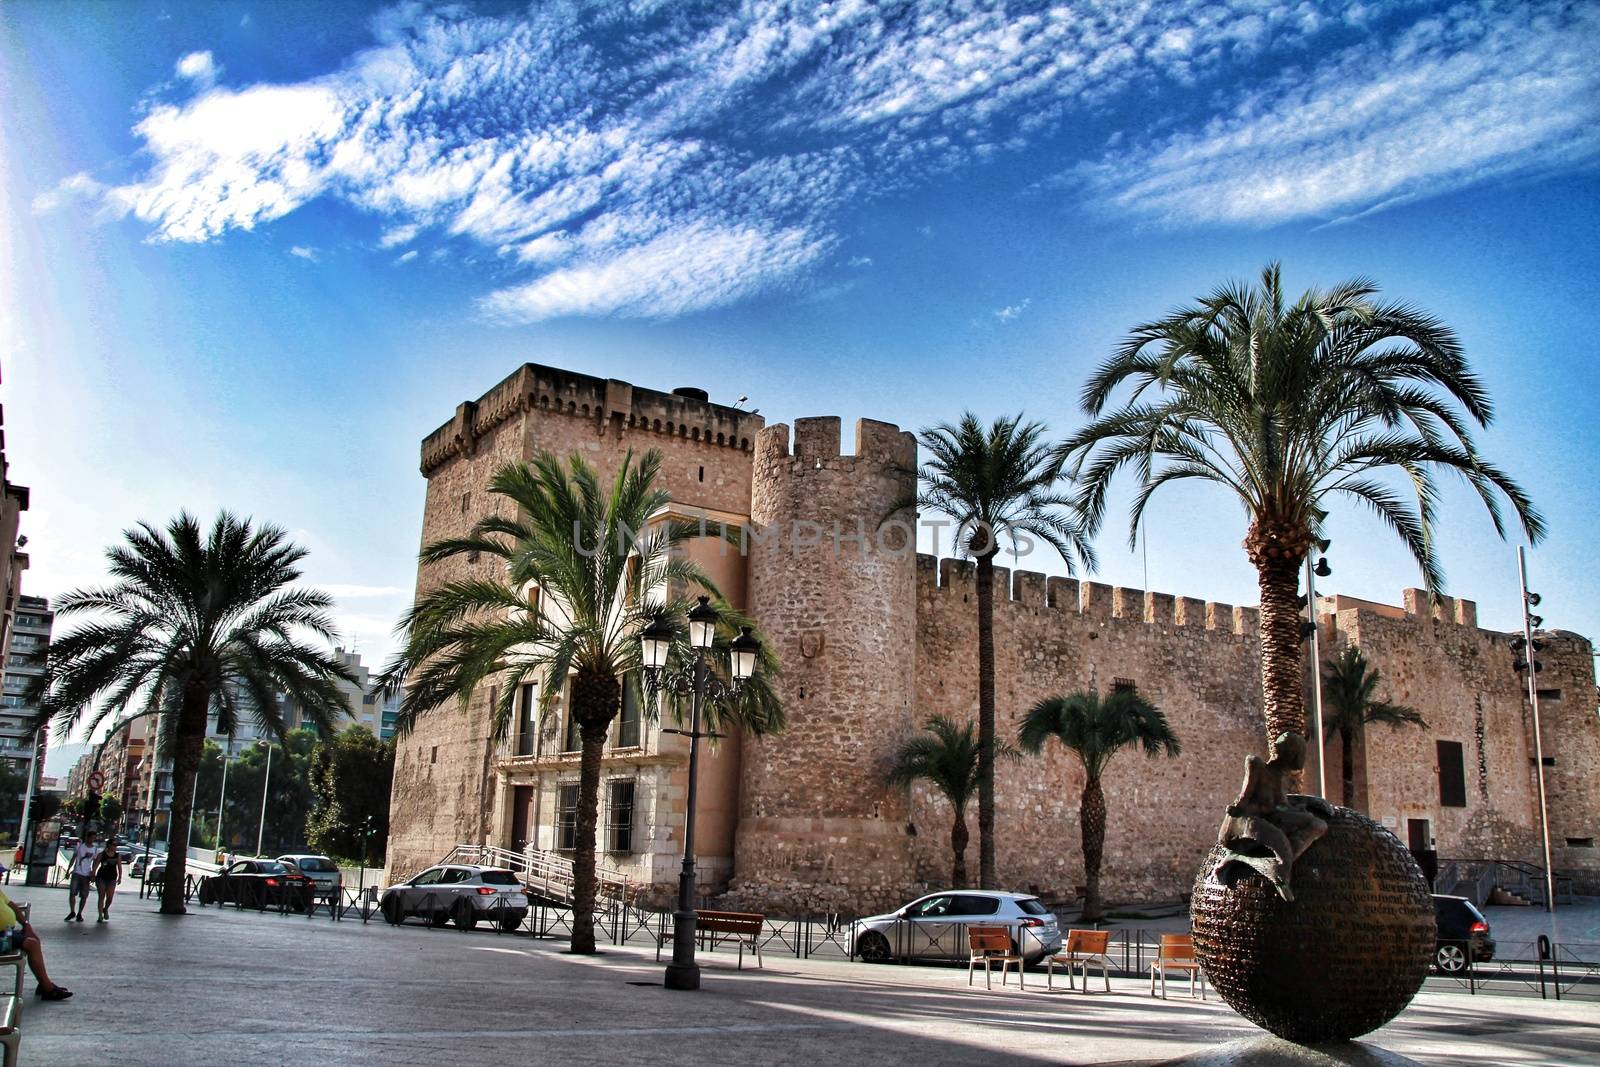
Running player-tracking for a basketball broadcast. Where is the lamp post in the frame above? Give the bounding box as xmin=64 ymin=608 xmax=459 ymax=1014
xmin=214 ymin=739 xmax=233 ymax=853
xmin=1304 ymin=541 xmax=1332 ymax=799
xmin=640 ymin=596 xmax=760 ymax=992
xmin=256 ymin=741 xmax=273 ymax=858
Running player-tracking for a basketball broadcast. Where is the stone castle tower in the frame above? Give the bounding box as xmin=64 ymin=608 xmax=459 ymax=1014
xmin=387 ymin=362 xmax=1600 ymax=912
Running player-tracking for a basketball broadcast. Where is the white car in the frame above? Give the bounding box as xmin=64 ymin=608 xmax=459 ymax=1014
xmin=278 ymin=854 xmax=343 ymax=899
xmin=853 ymin=890 xmax=1063 ymax=966
xmin=379 ymin=864 xmax=529 ymax=931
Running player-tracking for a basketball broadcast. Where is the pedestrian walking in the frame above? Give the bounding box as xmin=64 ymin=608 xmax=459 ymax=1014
xmin=0 ymin=885 xmax=72 ymax=999
xmin=66 ymin=830 xmax=97 ymax=922
xmin=94 ymin=838 xmax=121 ymax=922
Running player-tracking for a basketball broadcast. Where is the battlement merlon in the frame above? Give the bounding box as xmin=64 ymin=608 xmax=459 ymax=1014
xmin=420 ymin=363 xmax=764 ymax=474
xmin=757 ymin=417 xmax=916 ymax=468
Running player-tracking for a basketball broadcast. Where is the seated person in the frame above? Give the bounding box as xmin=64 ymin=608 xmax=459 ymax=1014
xmin=0 ymin=886 xmax=73 ymax=1000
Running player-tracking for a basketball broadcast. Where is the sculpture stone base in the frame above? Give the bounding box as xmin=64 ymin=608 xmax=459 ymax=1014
xmin=1158 ymin=1035 xmax=1424 ymax=1066
xmin=1191 ymin=806 xmax=1434 ymax=1044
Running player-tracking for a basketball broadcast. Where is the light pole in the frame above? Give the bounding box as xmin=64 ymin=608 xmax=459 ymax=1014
xmin=214 ymin=739 xmax=232 ymax=852
xmin=256 ymin=741 xmax=273 ymax=858
xmin=1513 ymin=547 xmax=1555 ymax=913
xmin=1304 ymin=541 xmax=1332 ymax=799
xmin=640 ymin=596 xmax=760 ymax=992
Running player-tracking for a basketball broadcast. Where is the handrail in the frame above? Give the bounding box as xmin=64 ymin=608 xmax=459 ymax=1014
xmin=439 ymin=843 xmax=634 ymax=908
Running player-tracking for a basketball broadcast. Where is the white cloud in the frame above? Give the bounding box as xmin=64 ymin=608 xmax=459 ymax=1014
xmin=64 ymin=1 xmax=1600 ymax=317
xmin=1076 ymin=2 xmax=1600 ymax=227
xmin=847 ymin=255 xmax=873 ymax=268
xmin=32 ymin=172 xmax=106 ymax=215
xmin=394 ymin=249 xmax=418 ymax=264
xmin=995 ymin=298 xmax=1031 ymax=322
xmin=289 ymin=245 xmax=320 ymax=261
xmin=175 ymin=50 xmax=220 ymax=85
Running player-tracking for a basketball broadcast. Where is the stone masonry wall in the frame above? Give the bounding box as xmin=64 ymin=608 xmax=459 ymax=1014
xmin=909 ymin=558 xmax=1265 ymax=907
xmin=728 ymin=418 xmax=920 ymax=914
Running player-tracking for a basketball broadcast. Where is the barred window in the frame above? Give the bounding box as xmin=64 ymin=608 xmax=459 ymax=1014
xmin=1112 ymin=677 xmax=1137 ymax=693
xmin=616 ymin=674 xmax=641 ymax=749
xmin=557 ymin=784 xmax=580 ymax=852
xmin=607 ymin=779 xmax=635 ymax=854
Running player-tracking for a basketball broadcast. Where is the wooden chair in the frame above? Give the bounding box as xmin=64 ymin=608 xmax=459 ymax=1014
xmin=1149 ymin=934 xmax=1206 ymax=1000
xmin=1047 ymin=929 xmax=1113 ymax=992
xmin=967 ymin=925 xmax=1024 ymax=990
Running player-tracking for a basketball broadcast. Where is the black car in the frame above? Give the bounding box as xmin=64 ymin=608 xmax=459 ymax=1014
xmin=198 ymin=860 xmax=315 ymax=910
xmin=1432 ymin=894 xmax=1495 ymax=973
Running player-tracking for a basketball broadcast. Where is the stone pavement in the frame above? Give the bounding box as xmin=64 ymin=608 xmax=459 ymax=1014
xmin=5 ymin=884 xmax=1597 ymax=1066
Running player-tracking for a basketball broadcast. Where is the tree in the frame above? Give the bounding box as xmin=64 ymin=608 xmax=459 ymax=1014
xmin=1321 ymin=647 xmax=1427 ymax=809
xmin=886 ymin=716 xmax=983 ymax=887
xmin=384 ymin=449 xmax=782 ymax=954
xmin=34 ymin=512 xmax=357 ymax=913
xmin=98 ymin=794 xmax=123 ymax=828
xmin=1061 ymin=264 xmax=1542 ymax=761
xmin=307 ymin=725 xmax=394 ymax=865
xmin=896 ymin=414 xmax=1094 ymax=889
xmin=1018 ymin=689 xmax=1180 ymax=922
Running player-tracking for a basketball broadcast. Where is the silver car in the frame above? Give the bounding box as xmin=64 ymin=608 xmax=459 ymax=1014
xmin=379 ymin=864 xmax=529 ymax=931
xmin=854 ymin=890 xmax=1063 ymax=966
xmin=278 ymin=854 xmax=342 ymax=899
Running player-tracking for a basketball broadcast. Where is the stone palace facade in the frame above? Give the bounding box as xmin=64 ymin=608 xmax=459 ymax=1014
xmin=386 ymin=363 xmax=1600 ymax=914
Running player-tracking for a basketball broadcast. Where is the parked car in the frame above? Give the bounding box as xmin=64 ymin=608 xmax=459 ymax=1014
xmin=278 ymin=854 xmax=342 ymax=899
xmin=1433 ymin=894 xmax=1495 ymax=973
xmin=144 ymin=860 xmax=166 ymax=891
xmin=853 ymin=890 xmax=1063 ymax=966
xmin=197 ymin=859 xmax=315 ymax=910
xmin=380 ymin=864 xmax=530 ymax=931
xmin=127 ymin=854 xmax=149 ymax=880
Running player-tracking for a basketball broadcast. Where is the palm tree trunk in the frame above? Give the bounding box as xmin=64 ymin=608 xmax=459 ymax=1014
xmin=161 ymin=683 xmax=209 ymax=915
xmin=570 ymin=729 xmax=605 ymax=954
xmin=1342 ymin=729 xmax=1356 ymax=809
xmin=1247 ymin=520 xmax=1310 ymax=757
xmin=567 ymin=668 xmax=620 ymax=955
xmin=974 ymin=551 xmax=997 ymax=890
xmin=950 ymin=810 xmax=969 ymax=889
xmin=1080 ymin=774 xmax=1106 ymax=922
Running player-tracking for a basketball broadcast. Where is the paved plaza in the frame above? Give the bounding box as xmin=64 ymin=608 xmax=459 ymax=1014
xmin=4 ymin=884 xmax=1596 ymax=1066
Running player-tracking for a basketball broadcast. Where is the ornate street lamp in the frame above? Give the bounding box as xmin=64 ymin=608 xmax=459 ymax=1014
xmin=640 ymin=596 xmax=759 ymax=991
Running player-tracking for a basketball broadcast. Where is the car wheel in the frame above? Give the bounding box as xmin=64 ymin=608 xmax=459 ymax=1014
xmin=381 ymin=898 xmax=403 ymax=925
xmin=498 ymin=913 xmax=523 ymax=933
xmin=197 ymin=883 xmax=212 ymax=906
xmin=856 ymin=931 xmax=893 ymax=963
xmin=1436 ymin=943 xmax=1468 ymax=973
xmin=453 ymin=901 xmax=479 ymax=931
xmin=428 ymin=909 xmax=450 ymax=928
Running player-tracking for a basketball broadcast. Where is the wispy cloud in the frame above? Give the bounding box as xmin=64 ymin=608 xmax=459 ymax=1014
xmin=289 ymin=245 xmax=320 ymax=261
xmin=54 ymin=1 xmax=1600 ymax=317
xmin=1075 ymin=2 xmax=1600 ymax=227
xmin=394 ymin=249 xmax=417 ymax=264
xmin=995 ymin=298 xmax=1031 ymax=322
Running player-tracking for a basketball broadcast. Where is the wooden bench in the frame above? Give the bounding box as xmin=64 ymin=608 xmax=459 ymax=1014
xmin=967 ymin=925 xmax=1025 ymax=990
xmin=1149 ymin=933 xmax=1206 ymax=1000
xmin=1047 ymin=928 xmax=1113 ymax=992
xmin=655 ymin=910 xmax=765 ymax=970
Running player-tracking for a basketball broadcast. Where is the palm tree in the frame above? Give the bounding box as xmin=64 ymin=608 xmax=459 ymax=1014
xmin=896 ymin=413 xmax=1095 ymax=889
xmin=1060 ymin=264 xmax=1542 ymax=759
xmin=383 ymin=449 xmax=781 ymax=954
xmin=1018 ymin=689 xmax=1180 ymax=922
xmin=34 ymin=512 xmax=356 ymax=914
xmin=1321 ymin=647 xmax=1426 ymax=809
xmin=886 ymin=716 xmax=986 ymax=887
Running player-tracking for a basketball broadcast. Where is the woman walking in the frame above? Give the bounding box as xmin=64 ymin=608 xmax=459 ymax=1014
xmin=93 ymin=838 xmax=121 ymax=922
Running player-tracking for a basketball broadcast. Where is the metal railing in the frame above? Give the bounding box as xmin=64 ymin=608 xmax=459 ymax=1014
xmin=440 ymin=843 xmax=635 ymax=909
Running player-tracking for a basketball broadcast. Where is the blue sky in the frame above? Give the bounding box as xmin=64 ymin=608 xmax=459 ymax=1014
xmin=3 ymin=1 xmax=1597 ymax=764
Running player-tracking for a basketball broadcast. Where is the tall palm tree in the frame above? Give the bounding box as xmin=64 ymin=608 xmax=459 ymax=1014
xmin=383 ymin=448 xmax=781 ymax=954
xmin=1060 ymin=264 xmax=1542 ymax=759
xmin=34 ymin=512 xmax=356 ymax=914
xmin=886 ymin=716 xmax=987 ymax=887
xmin=1018 ymin=689 xmax=1180 ymax=922
xmin=1321 ymin=647 xmax=1426 ymax=809
xmin=895 ymin=413 xmax=1095 ymax=889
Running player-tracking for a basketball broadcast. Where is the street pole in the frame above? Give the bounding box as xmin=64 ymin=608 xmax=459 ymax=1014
xmin=16 ymin=727 xmax=41 ymax=866
xmin=1305 ymin=557 xmax=1327 ymax=799
xmin=1518 ymin=546 xmax=1555 ymax=913
xmin=145 ymin=717 xmax=162 ymax=845
xmin=214 ymin=739 xmax=231 ymax=851
xmin=664 ymin=652 xmax=708 ymax=992
xmin=256 ymin=741 xmax=272 ymax=857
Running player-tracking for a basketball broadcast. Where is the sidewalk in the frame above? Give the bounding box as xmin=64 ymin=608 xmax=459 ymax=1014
xmin=5 ymin=884 xmax=1597 ymax=1066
